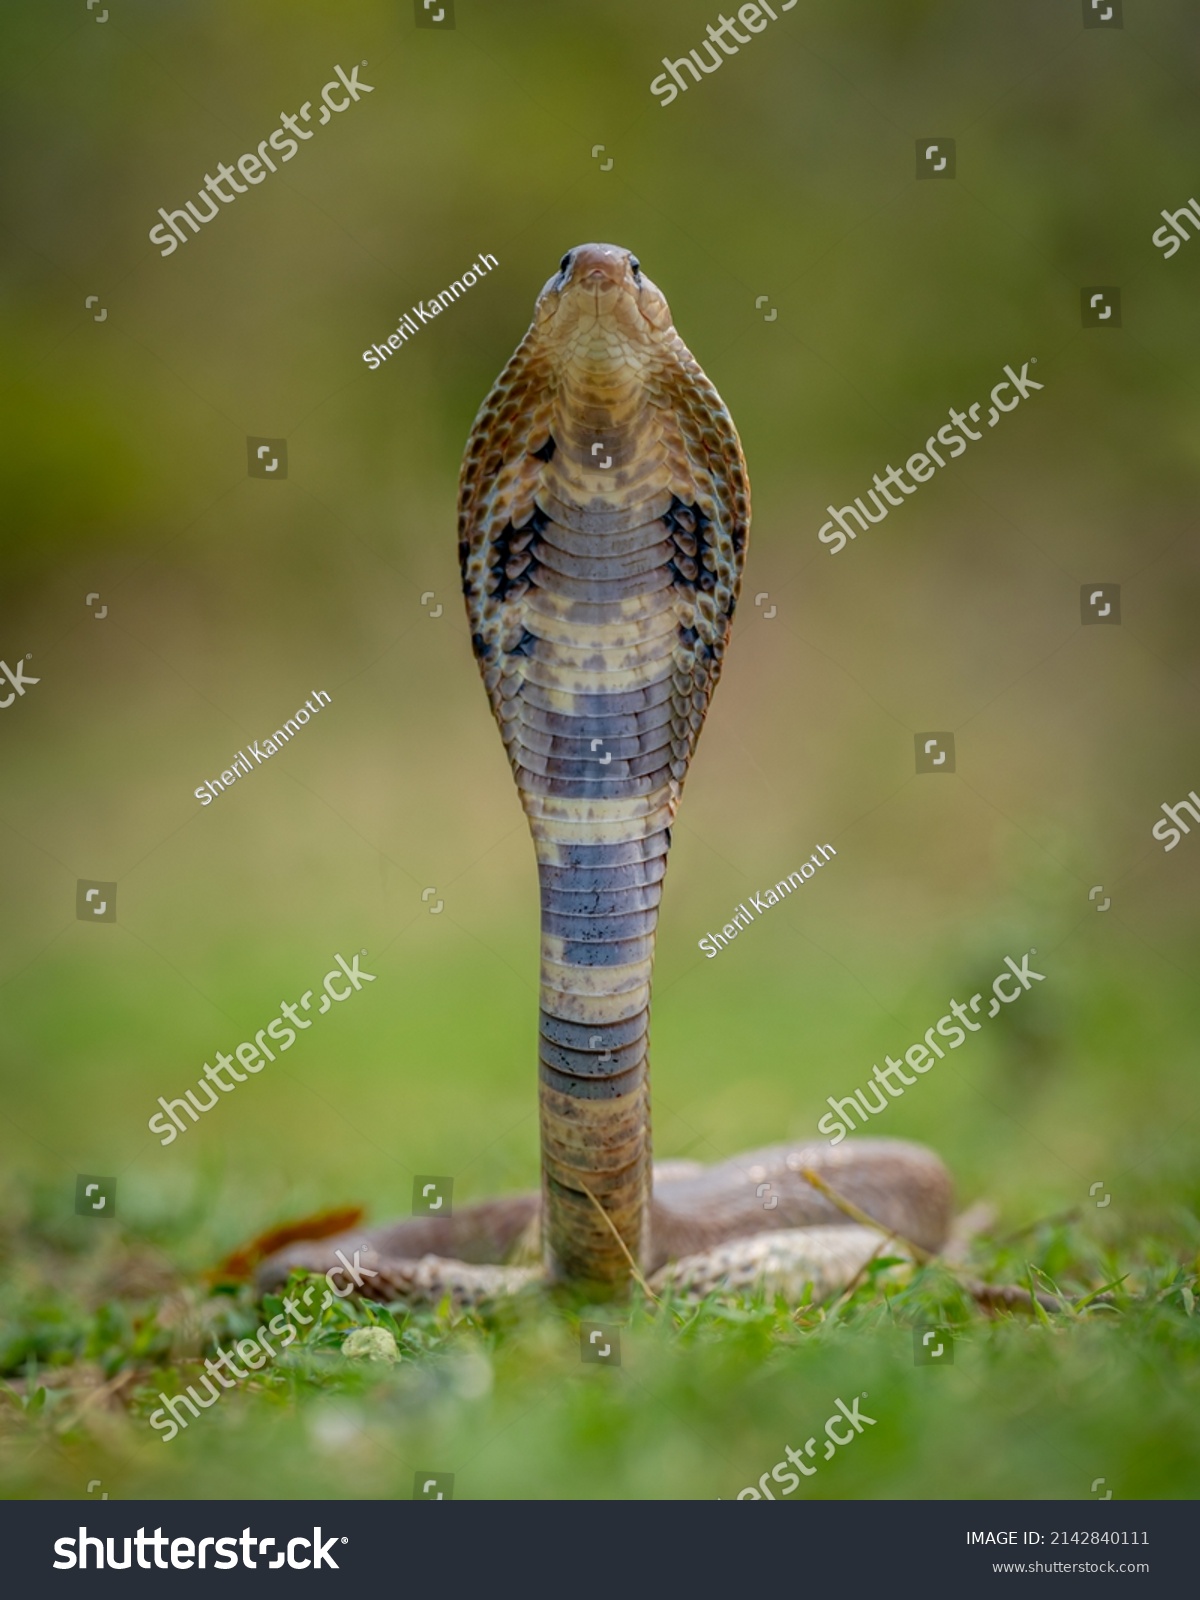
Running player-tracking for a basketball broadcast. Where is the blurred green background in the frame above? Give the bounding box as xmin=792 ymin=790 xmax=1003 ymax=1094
xmin=1 ymin=0 xmax=1198 ymax=1499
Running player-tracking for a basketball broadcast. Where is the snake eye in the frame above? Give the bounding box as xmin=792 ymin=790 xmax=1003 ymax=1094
xmin=630 ymin=257 xmax=641 ymax=279
xmin=559 ymin=253 xmax=572 ymax=276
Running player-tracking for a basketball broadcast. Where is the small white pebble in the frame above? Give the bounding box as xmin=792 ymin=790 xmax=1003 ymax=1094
xmin=341 ymin=1326 xmax=400 ymax=1364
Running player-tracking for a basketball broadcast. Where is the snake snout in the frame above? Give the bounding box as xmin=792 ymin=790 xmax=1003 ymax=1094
xmin=567 ymin=242 xmax=632 ymax=287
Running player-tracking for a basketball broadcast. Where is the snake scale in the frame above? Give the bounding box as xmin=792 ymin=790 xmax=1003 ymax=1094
xmin=261 ymin=244 xmax=952 ymax=1305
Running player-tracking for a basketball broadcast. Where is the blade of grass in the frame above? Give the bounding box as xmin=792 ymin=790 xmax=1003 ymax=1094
xmin=798 ymin=1167 xmax=934 ymax=1264
xmin=578 ymin=1182 xmax=659 ymax=1305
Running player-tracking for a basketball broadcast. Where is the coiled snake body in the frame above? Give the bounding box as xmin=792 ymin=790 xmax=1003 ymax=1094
xmin=262 ymin=245 xmax=951 ymax=1305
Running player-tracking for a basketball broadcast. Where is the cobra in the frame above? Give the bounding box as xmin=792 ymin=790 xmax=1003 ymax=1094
xmin=261 ymin=245 xmax=951 ymax=1305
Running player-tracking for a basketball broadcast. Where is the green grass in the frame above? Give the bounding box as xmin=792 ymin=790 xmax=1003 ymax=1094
xmin=3 ymin=925 xmax=1198 ymax=1500
xmin=3 ymin=1188 xmax=1197 ymax=1501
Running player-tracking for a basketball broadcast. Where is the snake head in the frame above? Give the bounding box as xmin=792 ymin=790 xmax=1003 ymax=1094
xmin=535 ymin=242 xmax=673 ymax=349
